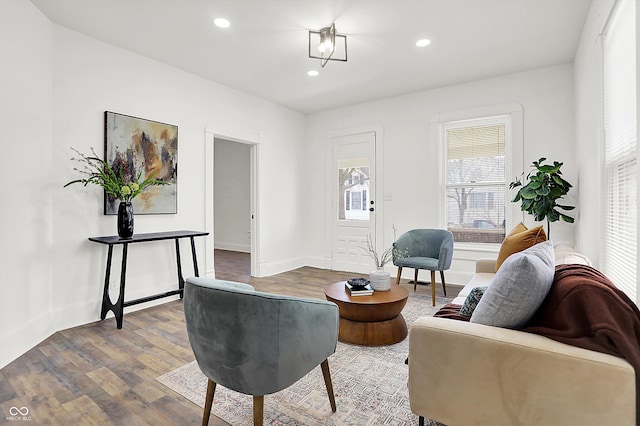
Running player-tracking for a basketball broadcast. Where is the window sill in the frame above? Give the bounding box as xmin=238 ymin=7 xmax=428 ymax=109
xmin=453 ymin=242 xmax=500 ymax=254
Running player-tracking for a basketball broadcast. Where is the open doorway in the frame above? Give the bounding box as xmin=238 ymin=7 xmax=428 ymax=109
xmin=204 ymin=127 xmax=259 ymax=279
xmin=213 ymin=137 xmax=252 ymax=279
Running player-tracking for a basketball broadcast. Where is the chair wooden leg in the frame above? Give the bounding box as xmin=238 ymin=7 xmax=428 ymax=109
xmin=253 ymin=395 xmax=264 ymax=426
xmin=430 ymin=270 xmax=436 ymax=306
xmin=395 ymin=266 xmax=402 ymax=285
xmin=440 ymin=270 xmax=447 ymax=296
xmin=320 ymin=359 xmax=337 ymax=412
xmin=202 ymin=379 xmax=216 ymax=426
xmin=414 ymin=269 xmax=419 ymax=291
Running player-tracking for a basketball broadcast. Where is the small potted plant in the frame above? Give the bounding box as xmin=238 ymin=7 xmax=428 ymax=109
xmin=64 ymin=147 xmax=167 ymax=239
xmin=362 ymin=226 xmax=405 ymax=291
xmin=509 ymin=157 xmax=574 ymax=238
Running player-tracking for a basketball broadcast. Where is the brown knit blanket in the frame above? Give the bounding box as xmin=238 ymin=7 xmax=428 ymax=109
xmin=433 ymin=303 xmax=469 ymax=322
xmin=523 ymin=263 xmax=640 ymax=424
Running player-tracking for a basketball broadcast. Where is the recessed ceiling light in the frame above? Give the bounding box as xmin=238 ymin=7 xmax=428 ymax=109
xmin=307 ymin=70 xmax=319 ymax=77
xmin=416 ymin=39 xmax=431 ymax=47
xmin=214 ymin=18 xmax=230 ymax=28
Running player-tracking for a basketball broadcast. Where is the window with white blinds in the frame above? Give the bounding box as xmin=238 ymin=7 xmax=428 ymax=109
xmin=603 ymin=0 xmax=637 ymax=302
xmin=443 ymin=116 xmax=509 ymax=244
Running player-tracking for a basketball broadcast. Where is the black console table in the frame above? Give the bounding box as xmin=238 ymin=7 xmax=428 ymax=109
xmin=89 ymin=230 xmax=209 ymax=328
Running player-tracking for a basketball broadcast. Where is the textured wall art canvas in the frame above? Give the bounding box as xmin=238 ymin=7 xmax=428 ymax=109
xmin=104 ymin=111 xmax=178 ymax=214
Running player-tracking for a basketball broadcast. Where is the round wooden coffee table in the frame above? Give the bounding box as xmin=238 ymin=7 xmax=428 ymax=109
xmin=324 ymin=281 xmax=409 ymax=346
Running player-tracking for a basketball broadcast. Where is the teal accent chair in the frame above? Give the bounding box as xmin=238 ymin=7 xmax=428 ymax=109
xmin=393 ymin=229 xmax=454 ymax=306
xmin=183 ymin=277 xmax=339 ymax=426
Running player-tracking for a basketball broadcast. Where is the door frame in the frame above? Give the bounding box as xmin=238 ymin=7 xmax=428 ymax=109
xmin=205 ymin=127 xmax=260 ymax=278
xmin=326 ymin=125 xmax=384 ymax=269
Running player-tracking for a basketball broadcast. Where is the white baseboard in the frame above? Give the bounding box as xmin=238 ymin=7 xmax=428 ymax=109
xmin=214 ymin=242 xmax=250 ymax=253
xmin=0 ymin=310 xmax=54 ymax=369
xmin=304 ymin=256 xmax=332 ymax=270
xmin=0 ymin=280 xmax=186 ymax=370
xmin=52 ymin=291 xmax=181 ymax=334
xmin=257 ymin=256 xmax=306 ymax=277
xmin=442 ymin=270 xmax=472 ymax=287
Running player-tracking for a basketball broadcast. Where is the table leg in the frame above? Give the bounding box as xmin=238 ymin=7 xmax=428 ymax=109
xmin=175 ymin=238 xmax=184 ymax=298
xmin=114 ymin=243 xmax=129 ymax=329
xmin=190 ymin=236 xmax=200 ymax=277
xmin=100 ymin=245 xmax=114 ymax=320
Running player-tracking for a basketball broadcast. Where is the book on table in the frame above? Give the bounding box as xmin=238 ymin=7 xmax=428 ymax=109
xmin=345 ymin=282 xmax=374 ymax=296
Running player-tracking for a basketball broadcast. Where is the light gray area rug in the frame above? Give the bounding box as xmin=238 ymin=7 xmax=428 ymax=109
xmin=158 ymin=292 xmax=451 ymax=425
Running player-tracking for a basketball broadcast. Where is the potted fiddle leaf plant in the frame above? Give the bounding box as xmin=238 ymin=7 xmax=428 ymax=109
xmin=509 ymin=157 xmax=574 ymax=238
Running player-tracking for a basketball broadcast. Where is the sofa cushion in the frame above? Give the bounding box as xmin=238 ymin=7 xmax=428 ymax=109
xmin=496 ymin=223 xmax=547 ymax=271
xmin=453 ymin=272 xmax=494 ymax=305
xmin=470 ymin=240 xmax=555 ymax=329
xmin=459 ymin=286 xmax=488 ymax=317
xmin=457 ymin=273 xmax=494 ymax=297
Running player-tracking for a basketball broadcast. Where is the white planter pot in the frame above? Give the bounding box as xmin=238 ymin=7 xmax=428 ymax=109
xmin=369 ymin=268 xmax=391 ymax=291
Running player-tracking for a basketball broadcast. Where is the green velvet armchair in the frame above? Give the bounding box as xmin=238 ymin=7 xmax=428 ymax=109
xmin=393 ymin=229 xmax=454 ymax=306
xmin=183 ymin=277 xmax=339 ymax=426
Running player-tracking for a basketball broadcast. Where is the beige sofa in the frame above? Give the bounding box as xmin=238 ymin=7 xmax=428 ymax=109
xmin=408 ymin=243 xmax=636 ymax=426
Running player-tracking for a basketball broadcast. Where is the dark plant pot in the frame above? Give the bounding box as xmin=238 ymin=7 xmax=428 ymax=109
xmin=117 ymin=201 xmax=134 ymax=239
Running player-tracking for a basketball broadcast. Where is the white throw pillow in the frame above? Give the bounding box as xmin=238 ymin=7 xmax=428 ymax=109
xmin=470 ymin=240 xmax=555 ymax=329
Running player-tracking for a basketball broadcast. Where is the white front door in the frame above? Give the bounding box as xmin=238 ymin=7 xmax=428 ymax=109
xmin=332 ymin=131 xmax=377 ymax=273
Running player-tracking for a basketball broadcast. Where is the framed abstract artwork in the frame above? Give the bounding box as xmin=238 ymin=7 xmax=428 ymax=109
xmin=104 ymin=111 xmax=178 ymax=214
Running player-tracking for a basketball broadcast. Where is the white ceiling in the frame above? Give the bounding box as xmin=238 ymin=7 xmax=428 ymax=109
xmin=31 ymin=0 xmax=591 ymax=114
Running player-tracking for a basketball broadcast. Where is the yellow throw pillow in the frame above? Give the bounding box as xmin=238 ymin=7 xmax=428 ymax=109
xmin=496 ymin=223 xmax=547 ymax=271
xmin=507 ymin=222 xmax=527 ymax=236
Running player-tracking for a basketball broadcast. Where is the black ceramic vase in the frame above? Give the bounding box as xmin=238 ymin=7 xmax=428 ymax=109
xmin=117 ymin=201 xmax=134 ymax=239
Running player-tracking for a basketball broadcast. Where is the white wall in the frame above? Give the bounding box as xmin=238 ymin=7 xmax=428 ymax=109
xmin=214 ymin=138 xmax=251 ymax=252
xmin=0 ymin=1 xmax=54 ymax=371
xmin=50 ymin=26 xmax=306 ymax=329
xmin=305 ymin=64 xmax=577 ymax=285
xmin=574 ymin=0 xmax=616 ymax=268
xmin=0 ymin=12 xmax=306 ymax=368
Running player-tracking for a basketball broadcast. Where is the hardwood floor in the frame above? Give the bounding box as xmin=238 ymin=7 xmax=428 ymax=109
xmin=213 ymin=249 xmax=251 ymax=283
xmin=0 ymin=251 xmax=457 ymax=425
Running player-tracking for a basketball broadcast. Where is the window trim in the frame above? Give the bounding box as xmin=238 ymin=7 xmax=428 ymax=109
xmin=431 ymin=103 xmax=524 ymax=252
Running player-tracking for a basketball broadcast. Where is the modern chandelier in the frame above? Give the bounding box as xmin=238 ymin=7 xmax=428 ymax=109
xmin=308 ymin=23 xmax=348 ymax=67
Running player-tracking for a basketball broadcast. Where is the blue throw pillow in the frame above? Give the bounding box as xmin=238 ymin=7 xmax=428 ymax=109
xmin=470 ymin=240 xmax=555 ymax=329
xmin=459 ymin=286 xmax=488 ymax=317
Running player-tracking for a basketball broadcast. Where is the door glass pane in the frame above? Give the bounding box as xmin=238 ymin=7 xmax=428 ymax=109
xmin=338 ymin=157 xmax=370 ymax=221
